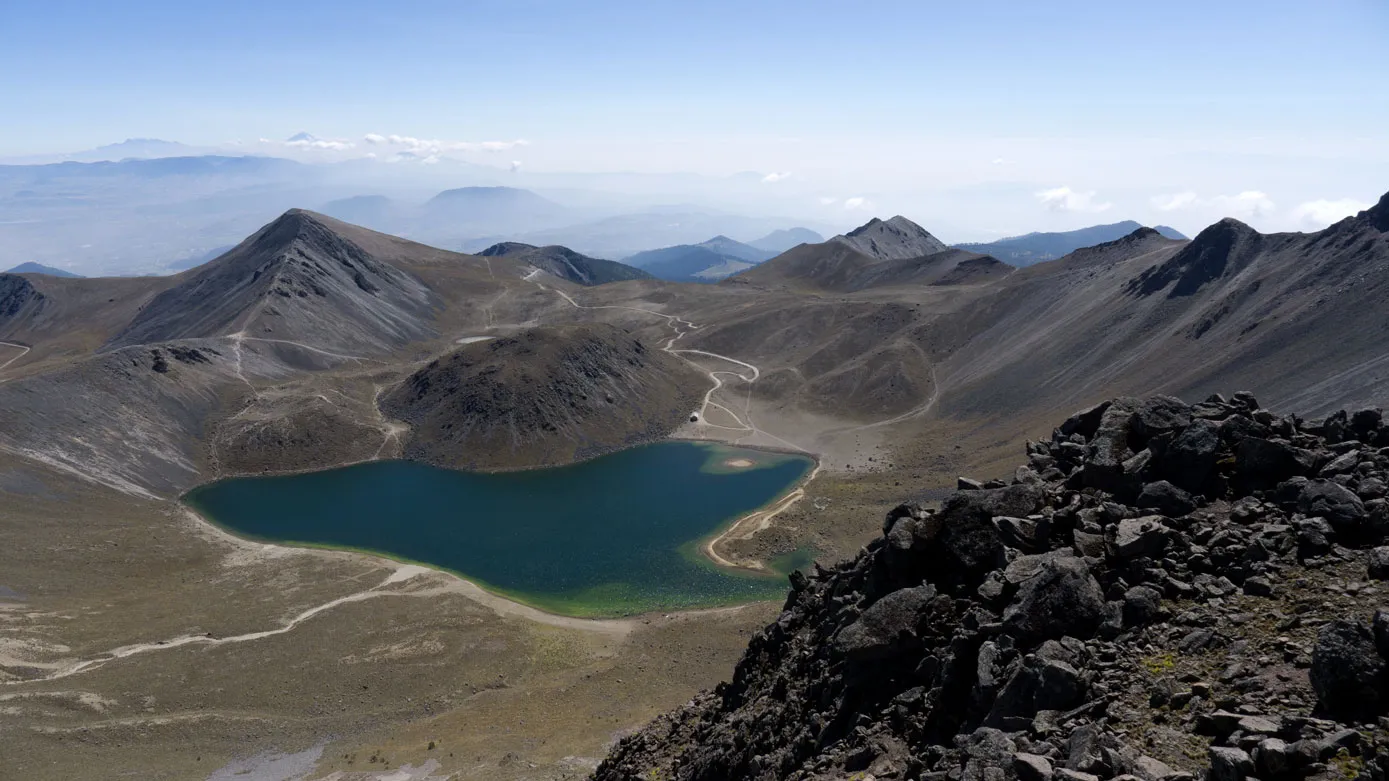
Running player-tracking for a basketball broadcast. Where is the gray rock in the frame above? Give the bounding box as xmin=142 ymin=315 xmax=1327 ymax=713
xmin=1003 ymin=555 xmax=1106 ymax=644
xmin=1359 ymin=477 xmax=1387 ymax=500
xmin=1299 ymin=479 xmax=1367 ymax=534
xmin=1242 ymin=576 xmax=1274 ymax=597
xmin=1352 ymin=408 xmax=1383 ymax=439
xmin=1122 ymin=585 xmax=1163 ymax=626
xmin=1109 ymin=516 xmax=1171 ymax=559
xmin=1321 ymin=449 xmax=1361 ymax=475
xmin=913 ymin=484 xmax=1044 ymax=588
xmin=1157 ymin=419 xmax=1221 ymax=492
xmin=1373 ymin=608 xmax=1389 ymax=658
xmin=1235 ymin=437 xmax=1318 ymax=488
xmin=1208 ymin=710 xmax=1278 ymax=734
xmin=1085 ymin=400 xmax=1144 ymax=494
xmin=1059 ymin=402 xmax=1110 ymax=439
xmin=986 ymin=657 xmax=1085 ymax=726
xmin=994 ymin=515 xmax=1052 ymax=553
xmin=1136 ymin=480 xmax=1196 ymax=517
xmin=1073 ymin=530 xmax=1106 ymax=559
xmin=1252 ymin=738 xmax=1289 ymax=778
xmin=1207 ymin=746 xmax=1253 ymax=781
xmin=1014 ymin=752 xmax=1054 ymax=781
xmin=1309 ymin=618 xmax=1385 ymax=717
xmin=1369 ymin=547 xmax=1389 ymax=580
xmin=1055 ymin=770 xmax=1098 ymax=781
xmin=1129 ymin=755 xmax=1174 ymax=781
xmin=834 ymin=584 xmax=937 ymax=660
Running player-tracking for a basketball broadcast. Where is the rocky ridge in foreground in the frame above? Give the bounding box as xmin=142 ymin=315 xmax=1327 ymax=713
xmin=595 ymin=393 xmax=1389 ymax=781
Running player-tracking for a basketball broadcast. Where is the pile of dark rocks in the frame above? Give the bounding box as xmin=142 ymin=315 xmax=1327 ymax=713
xmin=593 ymin=393 xmax=1389 ymax=781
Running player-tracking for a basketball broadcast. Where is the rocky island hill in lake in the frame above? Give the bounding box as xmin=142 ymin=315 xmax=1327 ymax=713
xmin=595 ymin=392 xmax=1389 ymax=781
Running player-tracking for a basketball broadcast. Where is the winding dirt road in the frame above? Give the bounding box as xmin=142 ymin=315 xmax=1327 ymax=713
xmin=0 ymin=340 xmax=30 ymax=375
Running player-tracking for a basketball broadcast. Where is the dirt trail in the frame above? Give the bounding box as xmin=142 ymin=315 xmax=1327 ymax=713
xmin=0 ymin=340 xmax=31 ymax=377
xmin=9 ymin=554 xmax=636 ymax=687
xmin=703 ymin=462 xmax=823 ymax=571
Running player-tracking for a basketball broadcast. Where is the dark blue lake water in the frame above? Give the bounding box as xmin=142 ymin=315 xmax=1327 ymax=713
xmin=185 ymin=442 xmax=813 ymax=616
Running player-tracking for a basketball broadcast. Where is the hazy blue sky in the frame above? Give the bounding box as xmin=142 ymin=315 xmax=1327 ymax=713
xmin=2 ymin=0 xmax=1387 ymax=236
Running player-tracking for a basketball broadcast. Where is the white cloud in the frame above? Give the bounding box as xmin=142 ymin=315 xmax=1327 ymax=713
xmin=1148 ymin=190 xmax=1276 ymax=221
xmin=363 ymin=133 xmax=528 ymax=154
xmin=1212 ymin=191 xmax=1276 ymax=219
xmin=287 ymin=138 xmax=354 ymax=151
xmin=509 ymin=160 xmax=522 ymax=173
xmin=761 ymin=171 xmax=792 ymax=183
xmin=255 ymin=133 xmax=354 ymax=152
xmin=844 ymin=196 xmax=874 ymax=211
xmin=818 ymin=196 xmax=838 ymax=205
xmin=1035 ymin=186 xmax=1113 ymax=213
xmin=1151 ymin=191 xmax=1198 ymax=211
xmin=1292 ymin=198 xmax=1371 ymax=229
xmin=991 ymin=158 xmax=1013 ymax=165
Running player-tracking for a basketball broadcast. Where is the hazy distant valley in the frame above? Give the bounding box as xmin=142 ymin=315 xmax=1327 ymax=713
xmin=4 ymin=137 xmax=1389 ymax=781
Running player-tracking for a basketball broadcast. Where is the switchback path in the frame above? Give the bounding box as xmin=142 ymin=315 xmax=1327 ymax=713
xmin=0 ymin=340 xmax=30 ymax=375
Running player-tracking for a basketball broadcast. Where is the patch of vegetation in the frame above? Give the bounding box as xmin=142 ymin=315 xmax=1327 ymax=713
xmin=1141 ymin=651 xmax=1177 ymax=676
xmin=1330 ymin=748 xmax=1364 ymax=781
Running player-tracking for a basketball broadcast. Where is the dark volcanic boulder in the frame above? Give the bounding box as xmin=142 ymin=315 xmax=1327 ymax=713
xmin=907 ymin=484 xmax=1044 ymax=590
xmin=985 ymin=655 xmax=1085 ymax=727
xmin=1153 ymin=419 xmax=1221 ymax=492
xmin=1136 ymin=480 xmax=1196 ymax=517
xmin=1235 ymin=437 xmax=1319 ymax=489
xmin=1309 ymin=619 xmax=1386 ymax=718
xmin=835 ymin=584 xmax=937 ymax=660
xmin=1003 ymin=555 xmax=1105 ymax=645
xmin=1085 ymin=400 xmax=1141 ymax=494
xmin=1298 ymin=479 xmax=1369 ymax=538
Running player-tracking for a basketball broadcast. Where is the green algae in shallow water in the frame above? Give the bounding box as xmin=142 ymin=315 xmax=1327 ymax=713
xmin=184 ymin=442 xmax=813 ymax=617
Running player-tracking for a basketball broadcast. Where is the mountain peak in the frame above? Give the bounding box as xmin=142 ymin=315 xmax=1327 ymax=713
xmin=835 ymin=215 xmax=948 ymax=260
xmin=1125 ymin=217 xmax=1260 ymax=299
xmin=477 ymin=241 xmax=539 ymax=257
xmin=1362 ymin=190 xmax=1389 ymax=232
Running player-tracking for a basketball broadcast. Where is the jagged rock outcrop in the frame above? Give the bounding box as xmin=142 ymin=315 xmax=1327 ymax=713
xmin=594 ymin=393 xmax=1389 ymax=781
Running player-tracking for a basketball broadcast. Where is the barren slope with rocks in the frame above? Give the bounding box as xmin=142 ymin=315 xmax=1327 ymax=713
xmin=596 ymin=392 xmax=1389 ymax=781
xmin=381 ymin=323 xmax=708 ymax=469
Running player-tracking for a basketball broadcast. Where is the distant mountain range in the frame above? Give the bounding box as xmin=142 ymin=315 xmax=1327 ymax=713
xmin=623 ymin=236 xmax=770 ymax=283
xmin=5 ymin=262 xmax=83 ymax=278
xmin=747 ymin=227 xmax=823 ymax=253
xmin=477 ymin=242 xmax=652 ymax=286
xmin=620 ymin=230 xmax=825 ymax=283
xmin=956 ymin=220 xmax=1187 ymax=266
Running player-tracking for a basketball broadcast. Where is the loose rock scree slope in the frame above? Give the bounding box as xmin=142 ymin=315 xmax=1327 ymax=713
xmin=596 ymin=392 xmax=1389 ymax=781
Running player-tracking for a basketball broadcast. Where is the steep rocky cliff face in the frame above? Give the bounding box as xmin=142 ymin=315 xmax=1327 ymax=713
xmin=596 ymin=393 xmax=1389 ymax=781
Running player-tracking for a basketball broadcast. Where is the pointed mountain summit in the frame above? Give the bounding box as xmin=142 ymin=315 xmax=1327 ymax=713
xmin=105 ymin=209 xmax=437 ymax=355
xmin=5 ymin=262 xmax=83 ymax=278
xmin=1124 ymin=217 xmax=1261 ymax=299
xmin=832 ymin=216 xmax=948 ymax=260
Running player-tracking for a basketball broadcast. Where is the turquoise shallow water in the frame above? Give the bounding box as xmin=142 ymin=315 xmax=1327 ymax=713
xmin=185 ymin=442 xmax=814 ymax=616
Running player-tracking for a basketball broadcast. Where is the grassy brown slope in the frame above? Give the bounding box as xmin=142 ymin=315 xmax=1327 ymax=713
xmin=381 ymin=323 xmax=709 ymax=470
xmin=0 ymin=272 xmax=175 ymax=378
